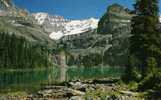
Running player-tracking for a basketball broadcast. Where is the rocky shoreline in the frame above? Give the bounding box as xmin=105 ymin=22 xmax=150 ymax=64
xmin=0 ymin=79 xmax=145 ymax=100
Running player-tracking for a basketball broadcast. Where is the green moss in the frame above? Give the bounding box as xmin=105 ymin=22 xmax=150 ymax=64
xmin=84 ymin=89 xmax=109 ymax=100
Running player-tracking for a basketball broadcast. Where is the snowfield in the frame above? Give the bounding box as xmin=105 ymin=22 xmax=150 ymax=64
xmin=33 ymin=13 xmax=99 ymax=40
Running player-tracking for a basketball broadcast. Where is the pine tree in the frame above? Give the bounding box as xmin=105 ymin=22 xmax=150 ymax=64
xmin=125 ymin=0 xmax=161 ymax=81
xmin=0 ymin=32 xmax=53 ymax=68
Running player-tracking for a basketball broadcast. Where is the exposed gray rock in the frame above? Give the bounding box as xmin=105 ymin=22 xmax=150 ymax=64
xmin=119 ymin=91 xmax=139 ymax=96
xmin=69 ymin=96 xmax=84 ymax=100
xmin=69 ymin=81 xmax=88 ymax=92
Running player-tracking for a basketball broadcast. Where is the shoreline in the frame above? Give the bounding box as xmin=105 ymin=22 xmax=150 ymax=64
xmin=0 ymin=78 xmax=146 ymax=100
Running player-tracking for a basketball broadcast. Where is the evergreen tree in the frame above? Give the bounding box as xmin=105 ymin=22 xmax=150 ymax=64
xmin=125 ymin=0 xmax=161 ymax=81
xmin=0 ymin=32 xmax=53 ymax=68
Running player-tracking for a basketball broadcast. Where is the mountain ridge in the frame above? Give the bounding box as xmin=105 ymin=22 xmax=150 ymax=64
xmin=32 ymin=12 xmax=99 ymax=40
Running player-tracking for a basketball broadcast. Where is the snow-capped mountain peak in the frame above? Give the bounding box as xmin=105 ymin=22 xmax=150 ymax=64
xmin=64 ymin=18 xmax=99 ymax=36
xmin=33 ymin=12 xmax=49 ymax=25
xmin=33 ymin=12 xmax=99 ymax=40
xmin=33 ymin=12 xmax=68 ymax=25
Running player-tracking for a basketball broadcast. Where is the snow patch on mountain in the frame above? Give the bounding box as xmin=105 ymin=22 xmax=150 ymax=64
xmin=33 ymin=12 xmax=99 ymax=40
xmin=49 ymin=31 xmax=64 ymax=40
xmin=64 ymin=18 xmax=98 ymax=35
xmin=33 ymin=12 xmax=48 ymax=25
xmin=33 ymin=12 xmax=68 ymax=25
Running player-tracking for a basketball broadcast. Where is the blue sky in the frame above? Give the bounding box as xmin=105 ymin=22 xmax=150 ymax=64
xmin=12 ymin=0 xmax=161 ymax=19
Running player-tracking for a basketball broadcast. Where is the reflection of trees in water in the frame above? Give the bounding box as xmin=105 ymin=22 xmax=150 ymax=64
xmin=60 ymin=67 xmax=67 ymax=82
xmin=59 ymin=50 xmax=68 ymax=82
xmin=47 ymin=67 xmax=67 ymax=82
xmin=0 ymin=67 xmax=124 ymax=92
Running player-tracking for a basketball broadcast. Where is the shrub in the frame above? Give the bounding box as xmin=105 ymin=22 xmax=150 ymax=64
xmin=122 ymin=65 xmax=142 ymax=83
xmin=138 ymin=70 xmax=161 ymax=92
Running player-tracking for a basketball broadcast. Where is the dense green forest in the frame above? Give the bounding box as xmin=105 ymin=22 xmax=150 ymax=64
xmin=124 ymin=0 xmax=161 ymax=82
xmin=0 ymin=32 xmax=53 ymax=68
xmin=122 ymin=0 xmax=161 ymax=98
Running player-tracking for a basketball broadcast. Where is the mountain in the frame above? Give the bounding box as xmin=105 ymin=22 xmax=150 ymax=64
xmin=0 ymin=0 xmax=12 ymax=10
xmin=32 ymin=12 xmax=68 ymax=34
xmin=32 ymin=13 xmax=99 ymax=40
xmin=97 ymin=3 xmax=133 ymax=66
xmin=31 ymin=4 xmax=132 ymax=67
xmin=97 ymin=5 xmax=160 ymax=66
xmin=56 ymin=4 xmax=133 ymax=67
xmin=0 ymin=0 xmax=55 ymax=68
xmin=0 ymin=15 xmax=54 ymax=46
xmin=32 ymin=4 xmax=161 ymax=67
xmin=98 ymin=3 xmax=132 ymax=35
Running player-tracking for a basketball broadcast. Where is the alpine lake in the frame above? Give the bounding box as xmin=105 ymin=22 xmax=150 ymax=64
xmin=0 ymin=66 xmax=124 ymax=93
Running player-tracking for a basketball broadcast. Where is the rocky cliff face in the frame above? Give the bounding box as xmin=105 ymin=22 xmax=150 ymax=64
xmin=0 ymin=0 xmax=12 ymax=10
xmin=97 ymin=4 xmax=133 ymax=66
xmin=98 ymin=4 xmax=132 ymax=35
xmin=61 ymin=4 xmax=133 ymax=67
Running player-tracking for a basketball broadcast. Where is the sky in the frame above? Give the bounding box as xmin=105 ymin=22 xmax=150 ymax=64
xmin=12 ymin=0 xmax=161 ymax=20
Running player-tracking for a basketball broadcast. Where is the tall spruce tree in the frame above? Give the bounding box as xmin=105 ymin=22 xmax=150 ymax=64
xmin=124 ymin=0 xmax=161 ymax=81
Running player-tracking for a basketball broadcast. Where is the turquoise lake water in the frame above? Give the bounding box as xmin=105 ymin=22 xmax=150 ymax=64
xmin=0 ymin=66 xmax=124 ymax=92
